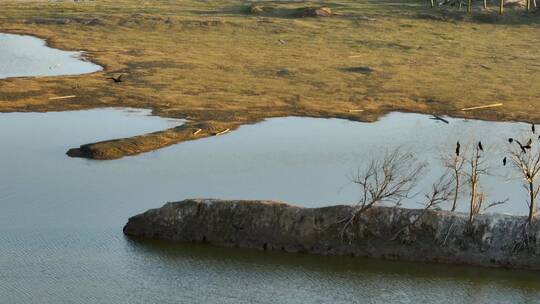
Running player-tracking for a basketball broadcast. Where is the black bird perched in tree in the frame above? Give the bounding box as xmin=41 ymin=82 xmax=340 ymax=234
xmin=503 ymin=157 xmax=507 ymax=166
xmin=478 ymin=141 xmax=483 ymax=151
xmin=456 ymin=141 xmax=461 ymax=156
xmin=532 ymin=123 xmax=536 ymax=134
xmin=515 ymin=139 xmax=527 ymax=153
xmin=107 ymin=74 xmax=123 ymax=83
xmin=508 ymin=138 xmax=514 ymax=143
xmin=525 ymin=138 xmax=532 ymax=149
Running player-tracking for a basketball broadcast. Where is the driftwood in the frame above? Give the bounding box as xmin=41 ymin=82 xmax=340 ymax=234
xmin=48 ymin=95 xmax=77 ymax=100
xmin=215 ymin=128 xmax=230 ymax=136
xmin=192 ymin=128 xmax=202 ymax=135
xmin=461 ymin=103 xmax=503 ymax=111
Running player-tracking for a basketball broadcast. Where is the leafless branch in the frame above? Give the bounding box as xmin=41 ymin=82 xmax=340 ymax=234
xmin=483 ymin=198 xmax=509 ymax=211
xmin=506 ymin=134 xmax=540 ymax=224
xmin=464 ymin=143 xmax=490 ymax=224
xmin=443 ymin=151 xmax=465 ymax=212
xmin=391 ymin=172 xmax=453 ymax=241
xmin=339 ymin=148 xmax=426 ymax=241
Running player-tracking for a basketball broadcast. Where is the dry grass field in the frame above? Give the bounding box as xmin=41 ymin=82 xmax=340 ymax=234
xmin=0 ymin=0 xmax=539 ymax=158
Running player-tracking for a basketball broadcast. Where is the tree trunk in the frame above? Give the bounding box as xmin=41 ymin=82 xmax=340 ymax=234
xmin=499 ymin=0 xmax=504 ymax=14
xmin=431 ymin=0 xmax=435 ymax=8
xmin=468 ymin=0 xmax=472 ymax=12
xmin=469 ymin=181 xmax=476 ymax=223
xmin=529 ymin=181 xmax=536 ymax=224
xmin=527 ymin=0 xmax=531 ymax=11
xmin=484 ymin=0 xmax=487 ymax=8
xmin=451 ymin=173 xmax=459 ymax=212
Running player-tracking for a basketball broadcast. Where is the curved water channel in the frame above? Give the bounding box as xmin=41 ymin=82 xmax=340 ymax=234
xmin=0 ymin=33 xmax=101 ymax=79
xmin=1 ymin=108 xmax=540 ymax=303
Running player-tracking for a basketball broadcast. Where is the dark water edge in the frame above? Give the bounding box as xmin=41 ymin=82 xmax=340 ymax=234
xmin=2 ymin=228 xmax=540 ymax=304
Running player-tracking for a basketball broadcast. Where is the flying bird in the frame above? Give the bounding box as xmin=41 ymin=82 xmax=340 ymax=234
xmin=503 ymin=157 xmax=507 ymax=166
xmin=456 ymin=141 xmax=461 ymax=156
xmin=49 ymin=63 xmax=61 ymax=70
xmin=478 ymin=141 xmax=483 ymax=151
xmin=430 ymin=115 xmax=450 ymax=124
xmin=107 ymin=74 xmax=123 ymax=83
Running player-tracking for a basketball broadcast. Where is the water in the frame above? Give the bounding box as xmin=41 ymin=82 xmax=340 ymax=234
xmin=0 ymin=33 xmax=101 ymax=79
xmin=1 ymin=108 xmax=539 ymax=303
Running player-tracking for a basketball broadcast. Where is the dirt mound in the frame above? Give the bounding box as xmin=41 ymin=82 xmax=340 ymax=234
xmin=249 ymin=5 xmax=266 ymax=14
xmin=300 ymin=7 xmax=334 ymax=18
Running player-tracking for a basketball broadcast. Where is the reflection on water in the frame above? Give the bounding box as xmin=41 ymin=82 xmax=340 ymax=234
xmin=0 ymin=108 xmax=538 ymax=303
xmin=0 ymin=33 xmax=101 ymax=79
xmin=2 ymin=228 xmax=540 ymax=304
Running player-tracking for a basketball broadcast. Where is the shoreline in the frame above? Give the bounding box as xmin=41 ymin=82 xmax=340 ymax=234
xmin=1 ymin=0 xmax=539 ymax=159
xmin=123 ymin=199 xmax=540 ymax=271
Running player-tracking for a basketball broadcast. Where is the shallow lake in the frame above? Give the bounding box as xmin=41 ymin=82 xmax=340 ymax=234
xmin=0 ymin=33 xmax=101 ymax=79
xmin=1 ymin=108 xmax=539 ymax=303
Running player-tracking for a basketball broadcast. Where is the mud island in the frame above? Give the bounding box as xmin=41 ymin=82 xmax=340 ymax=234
xmin=124 ymin=199 xmax=540 ymax=270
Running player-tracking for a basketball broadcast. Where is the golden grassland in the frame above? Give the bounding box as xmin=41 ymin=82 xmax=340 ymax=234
xmin=0 ymin=0 xmax=539 ymax=158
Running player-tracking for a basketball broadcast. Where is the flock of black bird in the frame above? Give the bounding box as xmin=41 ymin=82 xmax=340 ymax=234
xmin=454 ymin=122 xmax=537 ymax=167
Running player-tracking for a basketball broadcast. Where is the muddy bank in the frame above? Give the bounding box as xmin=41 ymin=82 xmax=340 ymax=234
xmin=124 ymin=199 xmax=540 ymax=270
xmin=67 ymin=121 xmax=240 ymax=160
xmin=65 ymin=108 xmax=513 ymax=160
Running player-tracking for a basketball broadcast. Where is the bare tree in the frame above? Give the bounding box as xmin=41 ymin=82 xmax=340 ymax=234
xmin=465 ymin=142 xmax=489 ymax=223
xmin=443 ymin=151 xmax=465 ymax=212
xmin=338 ymin=149 xmax=426 ymax=239
xmin=392 ymin=172 xmax=454 ymax=240
xmin=423 ymin=172 xmax=455 ymax=212
xmin=507 ymin=136 xmax=540 ymax=225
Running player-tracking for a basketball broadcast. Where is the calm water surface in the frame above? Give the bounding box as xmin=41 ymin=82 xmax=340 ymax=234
xmin=0 ymin=33 xmax=101 ymax=79
xmin=1 ymin=108 xmax=539 ymax=303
